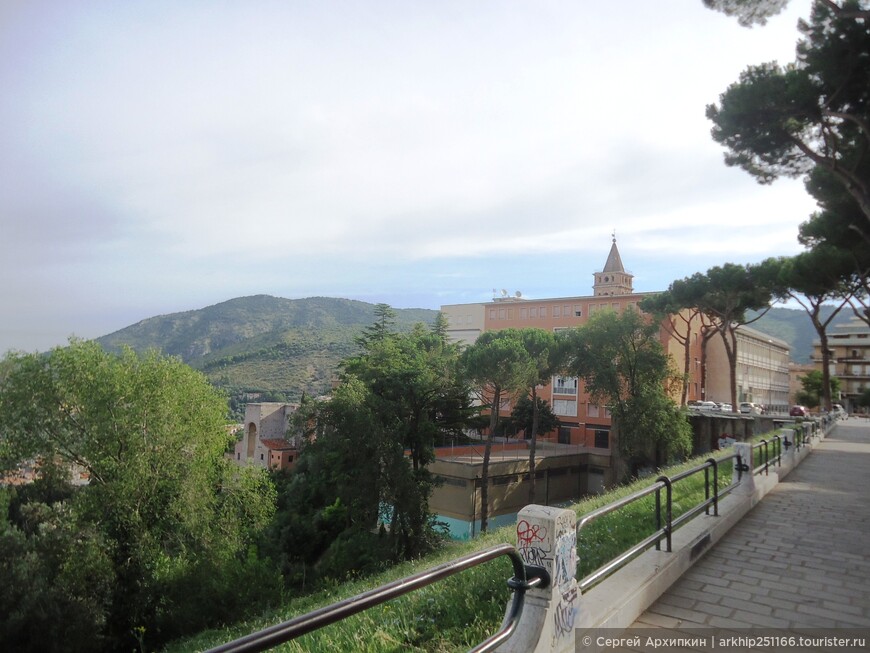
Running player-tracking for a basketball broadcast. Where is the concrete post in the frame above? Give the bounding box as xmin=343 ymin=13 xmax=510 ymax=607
xmin=779 ymin=429 xmax=796 ymax=478
xmin=498 ymin=505 xmax=578 ymax=653
xmin=732 ymin=442 xmax=755 ymax=496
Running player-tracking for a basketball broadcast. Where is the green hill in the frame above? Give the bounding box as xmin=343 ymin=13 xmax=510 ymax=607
xmin=95 ymin=296 xmax=854 ymax=407
xmin=96 ymin=295 xmax=438 ymax=403
xmin=747 ymin=304 xmax=855 ymax=363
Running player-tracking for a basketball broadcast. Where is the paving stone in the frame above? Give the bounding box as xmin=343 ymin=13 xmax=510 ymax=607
xmin=623 ymin=422 xmax=870 ymax=635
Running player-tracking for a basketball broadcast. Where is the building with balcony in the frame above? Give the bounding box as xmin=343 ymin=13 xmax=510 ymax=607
xmin=813 ymin=315 xmax=870 ymax=413
xmin=441 ymin=238 xmax=707 ymax=449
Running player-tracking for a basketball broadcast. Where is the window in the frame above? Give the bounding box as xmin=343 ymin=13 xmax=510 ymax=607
xmin=574 ymin=305 xmax=582 ymax=317
xmin=594 ymin=429 xmax=610 ymax=449
xmin=530 ymin=307 xmax=538 ymax=318
xmin=553 ymin=306 xmax=561 ymax=317
xmin=558 ymin=427 xmax=571 ymax=444
xmin=489 ymin=309 xmax=496 ymax=320
xmin=587 ymin=404 xmax=600 ymax=418
xmin=540 ymin=307 xmax=548 ymax=318
xmin=612 ymin=302 xmax=620 ymax=311
xmin=553 ymin=399 xmax=577 ymax=416
xmin=499 ymin=308 xmax=506 ymax=319
xmin=520 ymin=307 xmax=528 ymax=319
xmin=553 ymin=375 xmax=578 ymax=395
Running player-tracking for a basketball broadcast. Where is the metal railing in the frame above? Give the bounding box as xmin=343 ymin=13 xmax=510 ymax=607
xmin=752 ymin=436 xmax=783 ymax=476
xmin=576 ymin=452 xmax=738 ymax=592
xmin=209 ymin=424 xmax=826 ymax=651
xmin=205 ymin=544 xmax=549 ymax=653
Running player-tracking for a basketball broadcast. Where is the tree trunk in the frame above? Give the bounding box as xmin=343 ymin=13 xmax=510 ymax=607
xmin=479 ymin=386 xmax=500 ymax=533
xmin=528 ymin=388 xmax=539 ymax=504
xmin=818 ymin=328 xmax=834 ymax=412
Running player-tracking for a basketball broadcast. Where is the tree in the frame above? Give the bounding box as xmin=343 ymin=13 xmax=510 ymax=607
xmin=639 ymin=294 xmax=708 ymax=406
xmin=702 ymin=0 xmax=791 ymax=26
xmin=796 ymin=369 xmax=842 ymax=408
xmin=0 ymin=341 xmax=277 ymax=651
xmin=509 ymin=395 xmax=559 ymax=441
xmin=515 ymin=328 xmax=565 ymax=504
xmin=706 ymin=2 xmax=870 ymax=223
xmin=461 ymin=329 xmax=534 ymax=532
xmin=799 ymin=169 xmax=870 ymax=325
xmin=287 ymin=313 xmax=473 ymax=566
xmin=662 ymin=264 xmax=774 ymax=410
xmin=355 ymin=302 xmax=398 ymax=346
xmin=431 ymin=311 xmax=450 ymax=342
xmin=756 ymin=250 xmax=853 ymax=410
xmin=565 ymin=309 xmax=691 ymax=476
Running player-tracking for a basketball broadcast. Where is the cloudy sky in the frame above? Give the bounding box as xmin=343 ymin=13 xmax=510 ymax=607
xmin=2 ymin=0 xmax=818 ymax=354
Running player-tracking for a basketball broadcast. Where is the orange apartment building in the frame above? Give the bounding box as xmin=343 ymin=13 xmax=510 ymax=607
xmin=441 ymin=239 xmax=706 ymax=449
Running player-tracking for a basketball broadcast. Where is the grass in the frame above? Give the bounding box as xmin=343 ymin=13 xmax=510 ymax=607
xmin=165 ymin=427 xmax=800 ymax=652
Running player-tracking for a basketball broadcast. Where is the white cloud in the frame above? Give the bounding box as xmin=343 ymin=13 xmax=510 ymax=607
xmin=0 ymin=0 xmax=820 ymax=353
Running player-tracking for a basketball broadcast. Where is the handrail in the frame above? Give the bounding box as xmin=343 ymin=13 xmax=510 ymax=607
xmin=577 ymin=452 xmax=738 ymax=592
xmin=206 ymin=544 xmax=548 ymax=653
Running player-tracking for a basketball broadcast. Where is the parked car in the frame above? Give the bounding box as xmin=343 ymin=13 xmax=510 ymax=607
xmin=739 ymin=402 xmax=760 ymax=415
xmin=789 ymin=405 xmax=809 ymax=417
xmin=697 ymin=401 xmax=718 ymax=411
xmin=719 ymin=403 xmax=733 ymax=412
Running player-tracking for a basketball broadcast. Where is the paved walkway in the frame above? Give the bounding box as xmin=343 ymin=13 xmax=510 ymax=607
xmin=629 ymin=418 xmax=870 ymax=632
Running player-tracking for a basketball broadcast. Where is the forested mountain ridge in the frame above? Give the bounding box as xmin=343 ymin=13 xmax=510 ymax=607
xmin=96 ymin=295 xmax=439 ymax=401
xmin=94 ymin=295 xmax=853 ymax=403
xmin=747 ymin=305 xmax=855 ymax=364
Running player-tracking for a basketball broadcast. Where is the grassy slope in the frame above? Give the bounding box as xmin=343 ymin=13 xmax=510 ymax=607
xmin=165 ymin=429 xmax=792 ymax=653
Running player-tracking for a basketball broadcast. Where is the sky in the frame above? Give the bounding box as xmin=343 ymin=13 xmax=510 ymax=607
xmin=1 ymin=0 xmax=819 ymax=355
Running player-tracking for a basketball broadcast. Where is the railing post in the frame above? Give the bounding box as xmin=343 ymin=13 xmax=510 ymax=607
xmin=732 ymin=442 xmax=755 ymax=496
xmin=499 ymin=506 xmax=577 ymax=653
xmin=780 ymin=429 xmax=796 ymax=477
xmin=705 ymin=458 xmax=719 ymax=517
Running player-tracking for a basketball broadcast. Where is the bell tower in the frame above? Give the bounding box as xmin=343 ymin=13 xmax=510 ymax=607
xmin=593 ymin=234 xmax=633 ymax=296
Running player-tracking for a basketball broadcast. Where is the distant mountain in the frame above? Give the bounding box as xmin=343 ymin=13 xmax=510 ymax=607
xmin=96 ymin=296 xmax=853 ymax=407
xmin=747 ymin=305 xmax=855 ymax=363
xmin=96 ymin=295 xmax=438 ymax=403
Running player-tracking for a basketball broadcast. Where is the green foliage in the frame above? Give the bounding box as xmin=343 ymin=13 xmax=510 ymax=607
xmin=857 ymin=387 xmax=870 ymax=409
xmin=702 ymin=0 xmax=790 ymax=27
xmin=509 ymin=395 xmax=559 ymax=439
xmin=796 ymin=369 xmax=841 ymax=409
xmin=267 ymin=313 xmax=473 ymax=585
xmin=0 ymin=341 xmax=278 ymax=652
xmin=707 ymin=2 xmax=870 ymax=221
xmin=0 ymin=503 xmax=116 ymax=653
xmin=96 ymin=295 xmax=439 ymax=407
xmin=460 ymin=329 xmax=537 ymax=531
xmin=566 ymin=309 xmax=691 ymax=473
xmin=171 ymin=434 xmax=799 ymax=653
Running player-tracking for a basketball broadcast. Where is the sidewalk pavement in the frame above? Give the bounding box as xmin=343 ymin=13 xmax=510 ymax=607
xmin=628 ymin=418 xmax=870 ymax=632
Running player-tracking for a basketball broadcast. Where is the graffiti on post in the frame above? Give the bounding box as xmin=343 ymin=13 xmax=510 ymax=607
xmin=552 ymin=530 xmax=576 ymax=589
xmin=552 ymin=585 xmax=578 ymax=646
xmin=517 ymin=519 xmax=552 ymax=567
xmin=516 ymin=519 xmax=547 ymax=546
